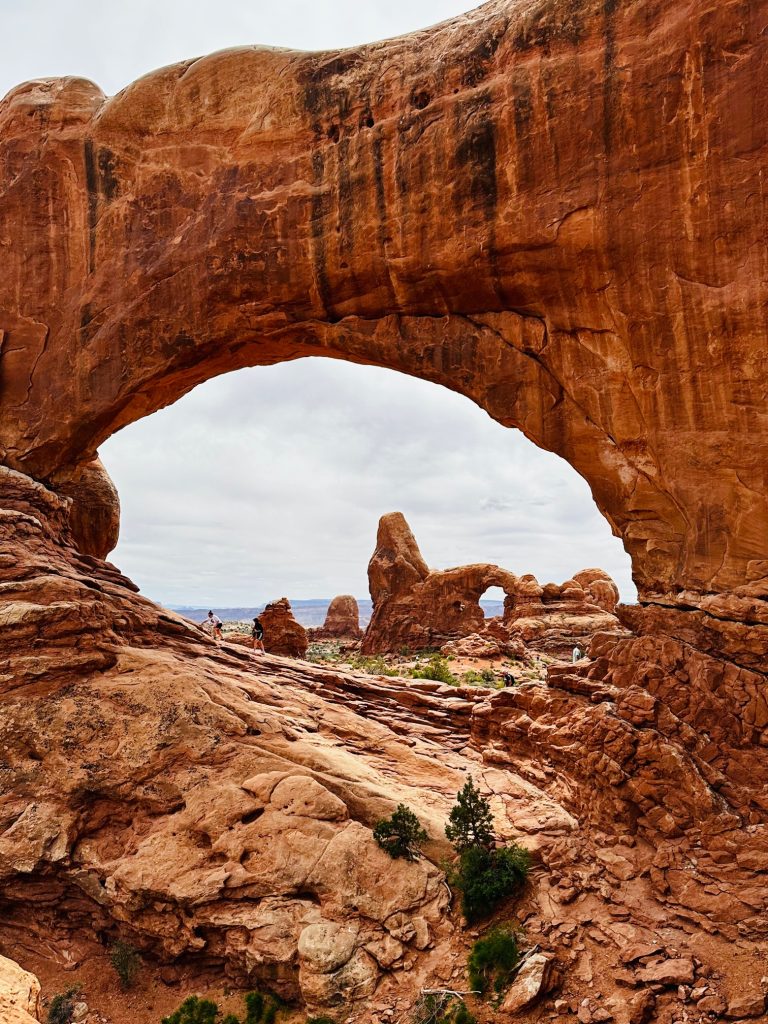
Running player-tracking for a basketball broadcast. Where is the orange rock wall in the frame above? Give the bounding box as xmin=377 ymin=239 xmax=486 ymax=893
xmin=0 ymin=0 xmax=767 ymax=598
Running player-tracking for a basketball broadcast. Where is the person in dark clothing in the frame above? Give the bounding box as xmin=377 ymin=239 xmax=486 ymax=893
xmin=252 ymin=616 xmax=265 ymax=655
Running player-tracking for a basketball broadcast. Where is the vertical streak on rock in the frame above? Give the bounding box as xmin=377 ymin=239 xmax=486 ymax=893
xmin=83 ymin=139 xmax=98 ymax=274
xmin=310 ymin=150 xmax=334 ymax=319
xmin=603 ymin=0 xmax=619 ymax=165
xmin=371 ymin=130 xmax=397 ymax=308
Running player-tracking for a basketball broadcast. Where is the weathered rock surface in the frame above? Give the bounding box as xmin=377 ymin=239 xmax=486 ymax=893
xmin=499 ymin=951 xmax=555 ymax=1012
xmin=364 ymin=512 xmax=623 ymax=655
xmin=308 ymin=594 xmax=363 ymax=641
xmin=259 ymin=598 xmax=308 ymax=658
xmin=2 ymin=0 xmax=767 ymax=599
xmin=1 ymin=0 xmax=768 ymax=1017
xmin=0 ymin=954 xmax=40 ymax=1024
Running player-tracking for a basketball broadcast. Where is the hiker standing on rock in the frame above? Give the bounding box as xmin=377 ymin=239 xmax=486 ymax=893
xmin=252 ymin=616 xmax=265 ymax=656
xmin=202 ymin=610 xmax=223 ymax=642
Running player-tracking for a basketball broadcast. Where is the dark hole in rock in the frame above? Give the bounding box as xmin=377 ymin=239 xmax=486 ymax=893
xmin=241 ymin=808 xmax=264 ymax=825
xmin=412 ymin=90 xmax=431 ymax=109
xmin=328 ymin=124 xmax=341 ymax=143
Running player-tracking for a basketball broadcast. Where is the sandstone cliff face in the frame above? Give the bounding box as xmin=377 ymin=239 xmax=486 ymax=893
xmin=363 ymin=512 xmax=623 ymax=656
xmin=1 ymin=0 xmax=767 ymax=600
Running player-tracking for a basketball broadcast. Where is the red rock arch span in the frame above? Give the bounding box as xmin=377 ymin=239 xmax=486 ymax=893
xmin=1 ymin=0 xmax=767 ymax=603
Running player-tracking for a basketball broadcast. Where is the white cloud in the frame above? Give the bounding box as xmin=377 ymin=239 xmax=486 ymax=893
xmin=101 ymin=360 xmax=636 ymax=606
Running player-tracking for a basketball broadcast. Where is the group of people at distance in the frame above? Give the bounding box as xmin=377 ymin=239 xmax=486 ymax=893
xmin=200 ymin=611 xmax=266 ymax=655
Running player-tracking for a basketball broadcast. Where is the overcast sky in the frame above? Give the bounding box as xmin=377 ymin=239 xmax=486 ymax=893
xmin=1 ymin=0 xmax=636 ymax=608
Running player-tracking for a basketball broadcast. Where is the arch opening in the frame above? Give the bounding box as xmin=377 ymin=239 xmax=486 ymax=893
xmin=99 ymin=358 xmax=636 ymax=615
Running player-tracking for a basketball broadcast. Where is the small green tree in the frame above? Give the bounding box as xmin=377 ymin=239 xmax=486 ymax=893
xmin=109 ymin=939 xmax=141 ymax=990
xmin=373 ymin=804 xmax=429 ymax=860
xmin=48 ymin=989 xmax=79 ymax=1024
xmin=162 ymin=996 xmax=219 ymax=1024
xmin=467 ymin=927 xmax=520 ymax=996
xmin=445 ymin=779 xmax=495 ymax=852
xmin=450 ymin=845 xmax=531 ymax=923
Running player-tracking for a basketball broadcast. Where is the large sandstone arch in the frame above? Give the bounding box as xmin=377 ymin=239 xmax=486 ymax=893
xmin=3 ymin=3 xmax=768 ymax=1007
xmin=2 ymin=0 xmax=766 ymax=601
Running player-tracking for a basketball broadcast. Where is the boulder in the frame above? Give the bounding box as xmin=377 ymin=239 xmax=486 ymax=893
xmin=0 ymin=954 xmax=40 ymax=1024
xmin=635 ymin=959 xmax=695 ymax=987
xmin=259 ymin=598 xmax=308 ymax=658
xmin=499 ymin=952 xmax=555 ymax=1013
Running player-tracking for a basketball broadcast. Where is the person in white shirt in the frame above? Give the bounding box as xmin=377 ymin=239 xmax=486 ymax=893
xmin=202 ymin=610 xmax=223 ymax=642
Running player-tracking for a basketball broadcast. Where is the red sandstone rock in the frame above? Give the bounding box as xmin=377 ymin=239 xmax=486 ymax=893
xmin=1 ymin=0 xmax=768 ymax=1015
xmin=0 ymin=955 xmax=40 ymax=1024
xmin=259 ymin=598 xmax=308 ymax=658
xmin=1 ymin=0 xmax=767 ymax=599
xmin=500 ymin=952 xmax=555 ymax=1012
xmin=310 ymin=595 xmax=363 ymax=641
xmin=364 ymin=512 xmax=623 ymax=656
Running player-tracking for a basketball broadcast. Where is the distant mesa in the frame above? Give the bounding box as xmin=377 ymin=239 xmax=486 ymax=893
xmin=363 ymin=512 xmax=624 ymax=658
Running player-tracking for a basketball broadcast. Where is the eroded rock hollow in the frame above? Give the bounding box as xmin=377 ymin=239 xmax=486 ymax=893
xmin=1 ymin=0 xmax=768 ymax=1018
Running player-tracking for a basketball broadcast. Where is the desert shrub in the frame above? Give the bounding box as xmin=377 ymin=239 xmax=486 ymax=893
xmin=467 ymin=927 xmax=520 ymax=996
xmin=411 ymin=993 xmax=477 ymax=1024
xmin=480 ymin=668 xmax=496 ymax=684
xmin=48 ymin=989 xmax=80 ymax=1024
xmin=445 ymin=779 xmax=495 ymax=852
xmin=161 ymin=990 xmax=281 ymax=1024
xmin=373 ymin=804 xmax=429 ymax=860
xmin=348 ymin=654 xmax=400 ymax=677
xmin=110 ymin=939 xmax=141 ymax=990
xmin=162 ymin=996 xmax=219 ymax=1024
xmin=245 ymin=990 xmax=282 ymax=1024
xmin=410 ymin=655 xmax=456 ymax=685
xmin=450 ymin=844 xmax=531 ymax=923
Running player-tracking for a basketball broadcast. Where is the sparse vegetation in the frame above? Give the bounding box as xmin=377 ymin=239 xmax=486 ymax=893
xmin=162 ymin=996 xmax=219 ymax=1024
xmin=467 ymin=927 xmax=520 ymax=997
xmin=348 ymin=654 xmax=401 ymax=677
xmin=110 ymin=939 xmax=141 ymax=990
xmin=445 ymin=779 xmax=530 ymax=922
xmin=245 ymin=991 xmax=282 ymax=1024
xmin=450 ymin=844 xmax=531 ymax=923
xmin=162 ymin=991 xmax=281 ymax=1024
xmin=411 ymin=992 xmax=477 ymax=1024
xmin=460 ymin=668 xmax=498 ymax=687
xmin=373 ymin=803 xmax=429 ymax=860
xmin=48 ymin=989 xmax=80 ymax=1024
xmin=445 ymin=778 xmax=495 ymax=852
xmin=306 ymin=641 xmax=343 ymax=663
xmin=410 ymin=655 xmax=457 ymax=685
